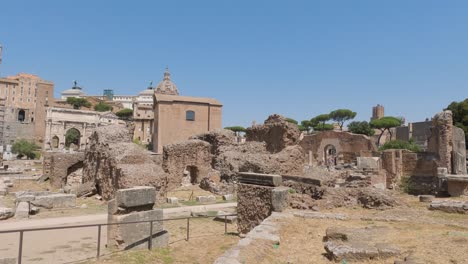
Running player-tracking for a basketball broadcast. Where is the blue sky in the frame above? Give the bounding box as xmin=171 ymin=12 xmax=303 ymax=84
xmin=1 ymin=1 xmax=467 ymax=127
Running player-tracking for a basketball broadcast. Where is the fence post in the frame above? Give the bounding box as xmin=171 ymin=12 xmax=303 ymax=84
xmin=18 ymin=231 xmax=23 ymax=264
xmin=97 ymin=225 xmax=102 ymax=258
xmin=186 ymin=218 xmax=190 ymax=241
xmin=224 ymin=215 xmax=227 ymax=234
xmin=148 ymin=221 xmax=153 ymax=250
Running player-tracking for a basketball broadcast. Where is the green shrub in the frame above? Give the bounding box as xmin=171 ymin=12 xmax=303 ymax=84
xmin=379 ymin=139 xmax=421 ymax=152
xmin=12 ymin=139 xmax=41 ymax=159
xmin=94 ymin=101 xmax=112 ymax=112
xmin=399 ymin=177 xmax=418 ymax=194
xmin=116 ymin=108 xmax=133 ymax=120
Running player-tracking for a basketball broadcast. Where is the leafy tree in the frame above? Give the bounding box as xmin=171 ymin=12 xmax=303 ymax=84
xmin=445 ymin=98 xmax=468 ymax=148
xmin=224 ymin=126 xmax=246 ymax=136
xmin=348 ymin=121 xmax=375 ymax=136
xmin=66 ymin=97 xmax=91 ymax=109
xmin=300 ymin=120 xmax=313 ymax=134
xmin=329 ymin=109 xmax=357 ymax=131
xmin=285 ymin=117 xmax=298 ymax=125
xmin=311 ymin=114 xmax=331 ymax=131
xmin=116 ymin=108 xmax=133 ymax=120
xmin=313 ymin=123 xmax=334 ymax=131
xmin=379 ymin=139 xmax=421 ymax=152
xmin=370 ymin=116 xmax=402 ymax=146
xmin=12 ymin=139 xmax=40 ymax=159
xmin=94 ymin=101 xmax=112 ymax=112
xmin=65 ymin=129 xmax=80 ymax=147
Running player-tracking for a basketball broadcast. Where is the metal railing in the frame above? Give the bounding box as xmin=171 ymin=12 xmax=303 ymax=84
xmin=0 ymin=213 xmax=237 ymax=264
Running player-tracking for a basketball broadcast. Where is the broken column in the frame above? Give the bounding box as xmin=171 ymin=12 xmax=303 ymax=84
xmin=107 ymin=186 xmax=169 ymax=250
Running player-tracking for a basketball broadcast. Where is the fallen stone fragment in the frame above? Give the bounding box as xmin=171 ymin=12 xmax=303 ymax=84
xmin=166 ymin=197 xmax=178 ymax=204
xmin=31 ymin=194 xmax=76 ymax=209
xmin=222 ymin=194 xmax=234 ymax=201
xmin=294 ymin=211 xmax=348 ymax=220
xmin=419 ymin=195 xmax=434 ymax=203
xmin=196 ymin=195 xmax=216 ymax=203
xmin=428 ymin=200 xmax=468 ymax=214
xmin=0 ymin=207 xmax=14 ymax=220
xmin=15 ymin=202 xmax=30 ymax=219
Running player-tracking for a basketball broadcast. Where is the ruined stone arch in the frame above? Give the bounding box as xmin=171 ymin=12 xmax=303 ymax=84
xmin=324 ymin=144 xmax=337 ymax=166
xmin=52 ymin=135 xmax=60 ymax=149
xmin=65 ymin=128 xmax=81 ymax=149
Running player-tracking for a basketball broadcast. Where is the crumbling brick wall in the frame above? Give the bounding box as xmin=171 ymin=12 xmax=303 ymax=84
xmin=237 ymin=183 xmax=274 ymax=234
xmin=42 ymin=152 xmax=85 ymax=188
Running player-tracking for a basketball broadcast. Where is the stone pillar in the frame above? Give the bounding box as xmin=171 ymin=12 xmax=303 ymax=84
xmin=428 ymin=111 xmax=453 ymax=174
xmin=107 ymin=186 xmax=169 ymax=250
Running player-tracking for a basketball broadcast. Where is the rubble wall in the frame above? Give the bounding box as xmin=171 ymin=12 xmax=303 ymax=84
xmin=300 ymin=131 xmax=377 ymax=165
xmin=43 ymin=152 xmax=85 ymax=188
xmin=162 ymin=139 xmax=213 ymax=189
xmin=82 ymin=125 xmax=168 ymax=201
xmin=237 ymin=183 xmax=273 ymax=234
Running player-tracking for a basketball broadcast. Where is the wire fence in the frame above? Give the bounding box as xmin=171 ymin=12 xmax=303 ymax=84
xmin=0 ymin=214 xmax=237 ymax=264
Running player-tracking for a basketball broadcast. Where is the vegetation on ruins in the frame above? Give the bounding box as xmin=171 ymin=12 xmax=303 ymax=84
xmin=116 ymin=108 xmax=133 ymax=120
xmin=348 ymin=121 xmax=375 ymax=136
xmin=445 ymin=98 xmax=468 ymax=148
xmin=299 ymin=120 xmax=313 ymax=133
xmin=65 ymin=128 xmax=81 ymax=147
xmin=329 ymin=109 xmax=357 ymax=131
xmin=379 ymin=139 xmax=421 ymax=152
xmin=370 ymin=116 xmax=402 ymax=146
xmin=224 ymin=126 xmax=246 ymax=136
xmin=66 ymin=97 xmax=92 ymax=109
xmin=94 ymin=101 xmax=113 ymax=112
xmin=399 ymin=176 xmax=418 ymax=194
xmin=285 ymin=117 xmax=299 ymax=125
xmin=310 ymin=114 xmax=333 ymax=131
xmin=12 ymin=139 xmax=41 ymax=159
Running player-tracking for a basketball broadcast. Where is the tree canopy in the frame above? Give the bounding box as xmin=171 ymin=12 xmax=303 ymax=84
xmin=116 ymin=108 xmax=133 ymax=120
xmin=310 ymin=114 xmax=331 ymax=131
xmin=329 ymin=109 xmax=357 ymax=130
xmin=65 ymin=128 xmax=80 ymax=147
xmin=445 ymin=98 xmax=468 ymax=148
xmin=94 ymin=101 xmax=112 ymax=112
xmin=348 ymin=121 xmax=375 ymax=136
xmin=224 ymin=126 xmax=246 ymax=136
xmin=66 ymin=97 xmax=91 ymax=109
xmin=285 ymin=117 xmax=298 ymax=125
xmin=12 ymin=139 xmax=40 ymax=159
xmin=313 ymin=123 xmax=334 ymax=131
xmin=370 ymin=116 xmax=403 ymax=146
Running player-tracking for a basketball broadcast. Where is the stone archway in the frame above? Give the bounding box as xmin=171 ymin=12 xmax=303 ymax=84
xmin=324 ymin=144 xmax=337 ymax=166
xmin=52 ymin=136 xmax=59 ymax=149
xmin=186 ymin=165 xmax=199 ymax=184
xmin=65 ymin=128 xmax=81 ymax=149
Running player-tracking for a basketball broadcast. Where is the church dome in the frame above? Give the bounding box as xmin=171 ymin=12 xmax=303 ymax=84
xmin=155 ymin=68 xmax=179 ymax=95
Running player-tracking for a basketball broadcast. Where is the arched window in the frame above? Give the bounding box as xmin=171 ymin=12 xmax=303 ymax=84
xmin=18 ymin=109 xmax=25 ymax=122
xmin=186 ymin=110 xmax=195 ymax=121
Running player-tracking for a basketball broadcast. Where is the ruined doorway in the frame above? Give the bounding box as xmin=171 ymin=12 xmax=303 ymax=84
xmin=65 ymin=128 xmax=81 ymax=149
xmin=52 ymin=136 xmax=59 ymax=149
xmin=18 ymin=109 xmax=25 ymax=122
xmin=186 ymin=166 xmax=199 ymax=184
xmin=324 ymin=144 xmax=337 ymax=166
xmin=66 ymin=161 xmax=84 ymax=186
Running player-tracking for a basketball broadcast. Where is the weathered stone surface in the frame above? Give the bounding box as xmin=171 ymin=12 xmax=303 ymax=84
xmin=428 ymin=110 xmax=454 ymax=174
xmin=31 ymin=194 xmax=76 ymax=209
xmin=282 ymin=175 xmax=322 ymax=186
xmin=246 ymin=114 xmax=301 ymax=153
xmin=0 ymin=207 xmax=14 ymax=220
xmin=166 ymin=197 xmax=178 ymax=204
xmin=190 ymin=207 xmax=208 ymax=217
xmin=294 ymin=211 xmax=348 ymax=220
xmin=323 ymin=226 xmax=400 ymax=262
xmin=419 ymin=195 xmax=435 ymax=202
xmin=238 ymin=172 xmax=282 ymax=187
xmin=222 ymin=194 xmax=234 ymax=201
xmin=271 ymin=186 xmax=289 ymax=212
xmin=15 ymin=202 xmax=29 ymax=219
xmin=237 ymin=183 xmax=273 ymax=234
xmin=108 ymin=209 xmax=167 ymax=250
xmin=71 ymin=181 xmax=97 ymax=197
xmin=82 ymin=125 xmax=169 ymax=201
xmin=116 ymin=186 xmax=156 ymax=208
xmin=446 ymin=175 xmax=468 ymax=197
xmin=0 ymin=258 xmax=16 ymax=264
xmin=428 ymin=200 xmax=468 ymax=214
xmin=451 ymin=126 xmax=467 ymax=175
xmin=196 ymin=195 xmax=216 ymax=203
xmin=0 ymin=187 xmax=8 ymax=196
xmin=42 ymin=152 xmax=85 ymax=188
xmin=357 ymin=157 xmax=381 ymax=170
xmin=214 ymin=213 xmax=237 ymax=224
xmin=15 ymin=195 xmax=35 ymax=203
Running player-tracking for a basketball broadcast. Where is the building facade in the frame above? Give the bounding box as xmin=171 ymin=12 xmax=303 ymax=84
xmin=0 ymin=73 xmax=54 ymax=145
xmin=152 ymin=69 xmax=222 ymax=153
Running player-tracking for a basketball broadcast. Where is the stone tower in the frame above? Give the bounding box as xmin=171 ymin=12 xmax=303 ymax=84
xmin=371 ymin=104 xmax=384 ymax=120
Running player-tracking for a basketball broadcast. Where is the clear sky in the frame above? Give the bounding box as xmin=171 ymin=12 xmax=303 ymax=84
xmin=1 ymin=1 xmax=467 ymax=127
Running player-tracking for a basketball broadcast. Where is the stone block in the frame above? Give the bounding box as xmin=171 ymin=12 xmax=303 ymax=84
xmin=71 ymin=181 xmax=97 ymax=197
xmin=116 ymin=186 xmax=155 ymax=208
xmin=271 ymin=187 xmax=289 ymax=212
xmin=0 ymin=258 xmax=16 ymax=264
xmin=238 ymin=172 xmax=282 ymax=187
xmin=0 ymin=188 xmax=7 ymax=196
xmin=357 ymin=157 xmax=380 ymax=170
xmin=15 ymin=202 xmax=30 ymax=219
xmin=282 ymin=175 xmax=322 ymax=186
xmin=108 ymin=209 xmax=167 ymax=250
xmin=166 ymin=197 xmax=178 ymax=204
xmin=15 ymin=195 xmax=35 ymax=203
xmin=222 ymin=194 xmax=234 ymax=201
xmin=214 ymin=214 xmax=237 ymax=224
xmin=419 ymin=195 xmax=435 ymax=203
xmin=191 ymin=207 xmax=208 ymax=217
xmin=0 ymin=207 xmax=14 ymax=220
xmin=429 ymin=200 xmax=468 ymax=214
xmin=31 ymin=194 xmax=76 ymax=209
xmin=446 ymin=175 xmax=468 ymax=197
xmin=2 ymin=177 xmax=11 ymax=183
xmin=437 ymin=167 xmax=448 ymax=176
xmin=196 ymin=195 xmax=216 ymax=203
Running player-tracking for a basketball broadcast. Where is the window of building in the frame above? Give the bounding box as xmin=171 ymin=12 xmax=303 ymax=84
xmin=18 ymin=110 xmax=25 ymax=122
xmin=186 ymin=110 xmax=195 ymax=121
